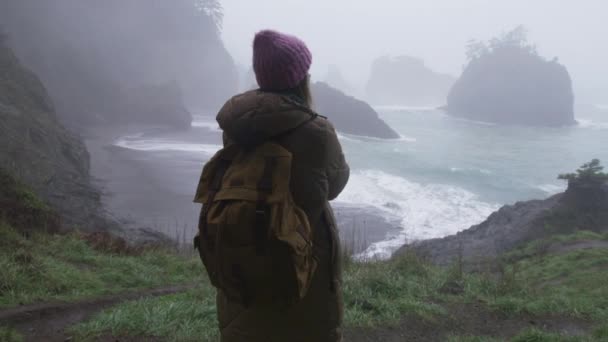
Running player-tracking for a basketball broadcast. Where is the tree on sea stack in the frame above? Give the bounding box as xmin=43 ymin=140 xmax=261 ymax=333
xmin=195 ymin=0 xmax=223 ymax=31
xmin=559 ymin=159 xmax=608 ymax=184
xmin=465 ymin=26 xmax=537 ymax=61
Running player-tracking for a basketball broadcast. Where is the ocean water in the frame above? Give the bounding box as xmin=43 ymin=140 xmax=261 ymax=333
xmin=113 ymin=104 xmax=608 ymax=258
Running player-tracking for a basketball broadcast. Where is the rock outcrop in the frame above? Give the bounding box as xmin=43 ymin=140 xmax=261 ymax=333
xmin=395 ymin=170 xmax=608 ymax=268
xmin=0 ymin=38 xmax=105 ymax=229
xmin=366 ymin=56 xmax=455 ymax=106
xmin=123 ymin=82 xmax=192 ymax=129
xmin=312 ymin=82 xmax=400 ymax=139
xmin=446 ymin=28 xmax=575 ymax=126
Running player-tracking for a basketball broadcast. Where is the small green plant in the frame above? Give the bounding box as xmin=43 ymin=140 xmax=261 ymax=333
xmin=594 ymin=323 xmax=608 ymax=339
xmin=558 ymin=159 xmax=608 ymax=184
xmin=0 ymin=326 xmax=22 ymax=342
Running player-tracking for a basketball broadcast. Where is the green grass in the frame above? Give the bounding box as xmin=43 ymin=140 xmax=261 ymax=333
xmin=342 ymin=251 xmax=447 ymax=326
xmin=53 ymin=231 xmax=608 ymax=341
xmin=0 ymin=326 xmax=23 ymax=342
xmin=0 ymin=168 xmax=50 ymax=211
xmin=460 ymin=239 xmax=608 ymax=321
xmin=446 ymin=335 xmax=499 ymax=342
xmin=593 ymin=323 xmax=608 ymax=339
xmin=0 ymin=222 xmax=203 ymax=308
xmin=70 ymin=287 xmax=218 ymax=342
xmin=510 ymin=328 xmax=594 ymax=342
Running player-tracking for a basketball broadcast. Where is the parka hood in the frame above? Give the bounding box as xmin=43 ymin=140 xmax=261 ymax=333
xmin=216 ymin=90 xmax=316 ymax=146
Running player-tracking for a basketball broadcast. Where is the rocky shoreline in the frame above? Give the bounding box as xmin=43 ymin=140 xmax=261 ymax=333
xmin=396 ymin=174 xmax=608 ymax=269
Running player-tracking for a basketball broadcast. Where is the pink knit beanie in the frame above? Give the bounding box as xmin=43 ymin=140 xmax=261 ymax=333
xmin=253 ymin=30 xmax=312 ymax=91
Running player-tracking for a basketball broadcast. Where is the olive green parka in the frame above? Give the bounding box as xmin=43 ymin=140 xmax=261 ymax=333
xmin=213 ymin=89 xmax=350 ymax=342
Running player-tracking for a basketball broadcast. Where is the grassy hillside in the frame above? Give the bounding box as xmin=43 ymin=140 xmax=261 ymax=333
xmin=66 ymin=231 xmax=608 ymax=341
xmin=0 ymin=222 xmax=202 ymax=309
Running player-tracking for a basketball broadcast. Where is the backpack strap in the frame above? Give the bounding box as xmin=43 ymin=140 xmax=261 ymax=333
xmin=254 ymin=156 xmax=277 ymax=256
xmin=200 ymin=158 xmax=231 ymax=250
xmin=251 ymin=114 xmax=316 ymax=255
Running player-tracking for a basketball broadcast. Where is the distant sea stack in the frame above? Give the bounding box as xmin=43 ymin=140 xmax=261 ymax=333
xmin=447 ymin=27 xmax=575 ymax=126
xmin=312 ymin=82 xmax=400 ymax=139
xmin=366 ymin=55 xmax=455 ymax=106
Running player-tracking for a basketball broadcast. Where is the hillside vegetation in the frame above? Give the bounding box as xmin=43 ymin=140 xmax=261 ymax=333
xmin=65 ymin=231 xmax=608 ymax=341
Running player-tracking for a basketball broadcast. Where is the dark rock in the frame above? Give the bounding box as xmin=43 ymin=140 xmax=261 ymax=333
xmin=366 ymin=56 xmax=455 ymax=106
xmin=395 ymin=181 xmax=608 ymax=269
xmin=439 ymin=280 xmax=465 ymax=295
xmin=312 ymin=82 xmax=400 ymax=139
xmin=113 ymin=227 xmax=177 ymax=249
xmin=81 ymin=229 xmax=175 ymax=254
xmin=123 ymin=82 xmax=192 ymax=130
xmin=0 ymin=39 xmax=105 ymax=230
xmin=446 ymin=29 xmax=575 ymax=126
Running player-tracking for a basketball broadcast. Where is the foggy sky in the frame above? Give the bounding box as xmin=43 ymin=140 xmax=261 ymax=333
xmin=221 ymin=0 xmax=607 ymax=103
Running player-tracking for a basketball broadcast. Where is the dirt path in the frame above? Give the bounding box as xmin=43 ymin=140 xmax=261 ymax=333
xmin=0 ymin=284 xmax=197 ymax=342
xmin=0 ymin=286 xmax=595 ymax=342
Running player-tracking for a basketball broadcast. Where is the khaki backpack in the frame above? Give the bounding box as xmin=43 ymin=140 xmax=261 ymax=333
xmin=193 ymin=127 xmax=317 ymax=308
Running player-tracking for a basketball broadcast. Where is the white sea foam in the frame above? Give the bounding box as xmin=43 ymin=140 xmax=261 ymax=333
xmin=536 ymin=183 xmax=565 ymax=194
xmin=338 ymin=132 xmax=417 ymax=143
xmin=450 ymin=167 xmax=493 ymax=175
xmin=577 ymin=118 xmax=608 ymax=130
xmin=114 ymin=137 xmax=221 ymax=155
xmin=373 ymin=105 xmax=440 ymax=112
xmin=445 ymin=116 xmax=498 ymax=127
xmin=335 ymin=170 xmax=499 ymax=259
xmin=191 ymin=116 xmax=221 ymax=132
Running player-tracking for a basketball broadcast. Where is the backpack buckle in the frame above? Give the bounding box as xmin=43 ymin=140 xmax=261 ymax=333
xmin=254 ymin=203 xmax=269 ymax=256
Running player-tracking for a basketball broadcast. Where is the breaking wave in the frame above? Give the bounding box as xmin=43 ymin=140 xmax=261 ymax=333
xmin=114 ymin=136 xmax=221 ymax=155
xmin=335 ymin=169 xmax=499 ymax=259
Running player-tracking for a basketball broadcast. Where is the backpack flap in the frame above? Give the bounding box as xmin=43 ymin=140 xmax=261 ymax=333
xmin=270 ymin=200 xmax=317 ymax=300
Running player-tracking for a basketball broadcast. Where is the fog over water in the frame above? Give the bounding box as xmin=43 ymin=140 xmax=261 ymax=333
xmin=222 ymin=0 xmax=607 ymax=103
xmin=3 ymin=0 xmax=605 ymax=259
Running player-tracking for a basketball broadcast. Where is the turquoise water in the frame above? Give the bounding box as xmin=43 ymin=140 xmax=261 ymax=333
xmin=114 ymin=105 xmax=608 ymax=258
xmin=335 ymin=105 xmax=608 ymax=256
